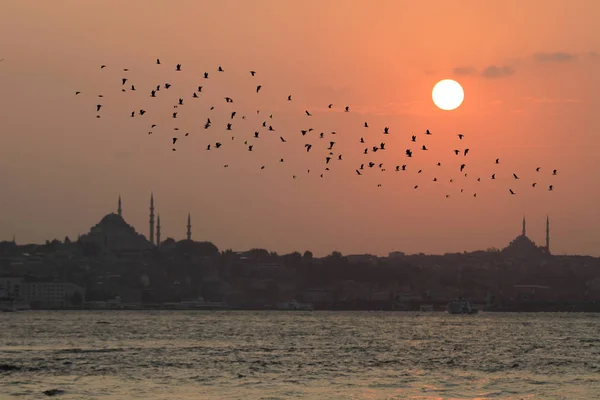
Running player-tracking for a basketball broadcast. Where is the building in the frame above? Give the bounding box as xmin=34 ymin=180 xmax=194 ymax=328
xmin=502 ymin=216 xmax=551 ymax=256
xmin=79 ymin=196 xmax=154 ymax=252
xmin=0 ymin=276 xmax=23 ymax=298
xmin=20 ymin=281 xmax=85 ymax=309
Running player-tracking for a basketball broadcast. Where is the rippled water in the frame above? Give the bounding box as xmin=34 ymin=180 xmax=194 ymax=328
xmin=1 ymin=311 xmax=599 ymax=399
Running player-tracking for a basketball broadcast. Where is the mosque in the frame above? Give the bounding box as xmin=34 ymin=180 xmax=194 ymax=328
xmin=79 ymin=194 xmax=193 ymax=252
xmin=502 ymin=216 xmax=551 ymax=256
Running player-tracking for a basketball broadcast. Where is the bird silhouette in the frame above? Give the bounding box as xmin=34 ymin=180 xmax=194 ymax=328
xmin=256 ymin=85 xmax=262 ymax=93
xmin=458 ymin=134 xmax=464 ymax=139
xmin=176 ymin=64 xmax=181 ymax=71
xmin=250 ymin=71 xmax=256 ymax=76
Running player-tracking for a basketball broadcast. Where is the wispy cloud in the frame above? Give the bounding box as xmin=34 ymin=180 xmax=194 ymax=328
xmin=452 ymin=66 xmax=478 ymax=76
xmin=533 ymin=52 xmax=577 ymax=62
xmin=113 ymin=151 xmax=133 ymax=160
xmin=481 ymin=65 xmax=515 ymax=78
xmin=524 ymin=96 xmax=583 ymax=104
xmin=348 ymin=101 xmax=427 ymax=116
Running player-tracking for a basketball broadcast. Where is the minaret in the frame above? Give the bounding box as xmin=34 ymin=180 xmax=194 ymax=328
xmin=546 ymin=215 xmax=550 ymax=253
xmin=522 ymin=216 xmax=526 ymax=236
xmin=186 ymin=213 xmax=192 ymax=240
xmin=149 ymin=193 xmax=155 ymax=246
xmin=118 ymin=195 xmax=122 ymax=217
xmin=156 ymin=214 xmax=161 ymax=249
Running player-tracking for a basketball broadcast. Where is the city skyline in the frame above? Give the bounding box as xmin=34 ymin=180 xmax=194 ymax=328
xmin=5 ymin=194 xmax=557 ymax=258
xmin=1 ymin=1 xmax=599 ymax=256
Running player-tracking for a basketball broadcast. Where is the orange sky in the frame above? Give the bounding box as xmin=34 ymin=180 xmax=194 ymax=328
xmin=0 ymin=0 xmax=599 ymax=257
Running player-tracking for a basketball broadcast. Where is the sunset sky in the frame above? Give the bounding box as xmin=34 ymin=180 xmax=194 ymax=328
xmin=1 ymin=0 xmax=599 ymax=257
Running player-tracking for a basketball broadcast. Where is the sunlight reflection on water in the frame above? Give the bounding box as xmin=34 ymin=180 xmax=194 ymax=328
xmin=0 ymin=311 xmax=598 ymax=399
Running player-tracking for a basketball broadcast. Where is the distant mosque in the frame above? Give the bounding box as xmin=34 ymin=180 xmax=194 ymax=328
xmin=502 ymin=215 xmax=551 ymax=256
xmin=78 ymin=194 xmax=193 ymax=252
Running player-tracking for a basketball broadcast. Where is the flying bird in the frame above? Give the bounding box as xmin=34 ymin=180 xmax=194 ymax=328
xmin=176 ymin=64 xmax=181 ymax=71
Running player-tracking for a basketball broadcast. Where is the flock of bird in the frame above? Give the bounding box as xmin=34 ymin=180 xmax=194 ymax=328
xmin=75 ymin=59 xmax=559 ymax=198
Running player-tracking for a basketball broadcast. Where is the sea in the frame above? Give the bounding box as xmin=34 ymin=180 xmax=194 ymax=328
xmin=1 ymin=311 xmax=599 ymax=400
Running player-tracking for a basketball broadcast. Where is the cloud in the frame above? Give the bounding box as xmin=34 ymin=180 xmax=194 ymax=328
xmin=113 ymin=151 xmax=133 ymax=160
xmin=533 ymin=52 xmax=577 ymax=62
xmin=349 ymin=101 xmax=427 ymax=116
xmin=480 ymin=65 xmax=515 ymax=78
xmin=524 ymin=96 xmax=583 ymax=104
xmin=452 ymin=66 xmax=478 ymax=76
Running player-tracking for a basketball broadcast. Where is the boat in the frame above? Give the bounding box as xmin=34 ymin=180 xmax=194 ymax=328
xmin=447 ymin=299 xmax=478 ymax=314
xmin=276 ymin=300 xmax=314 ymax=311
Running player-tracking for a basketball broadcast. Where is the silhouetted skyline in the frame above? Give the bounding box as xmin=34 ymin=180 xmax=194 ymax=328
xmin=0 ymin=1 xmax=599 ymax=256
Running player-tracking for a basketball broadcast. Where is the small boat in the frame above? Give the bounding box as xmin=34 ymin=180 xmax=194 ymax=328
xmin=447 ymin=299 xmax=478 ymax=314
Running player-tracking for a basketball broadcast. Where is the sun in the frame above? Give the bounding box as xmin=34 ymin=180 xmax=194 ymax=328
xmin=432 ymin=79 xmax=464 ymax=111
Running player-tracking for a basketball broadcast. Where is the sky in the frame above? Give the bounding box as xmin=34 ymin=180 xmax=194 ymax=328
xmin=1 ymin=0 xmax=599 ymax=257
